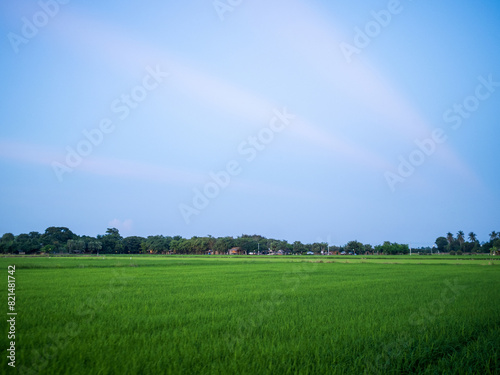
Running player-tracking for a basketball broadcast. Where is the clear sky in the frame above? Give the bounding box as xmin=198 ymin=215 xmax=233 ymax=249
xmin=1 ymin=0 xmax=499 ymax=247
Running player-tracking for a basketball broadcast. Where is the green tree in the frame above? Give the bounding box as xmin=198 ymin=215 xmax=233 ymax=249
xmin=97 ymin=228 xmax=123 ymax=253
xmin=463 ymin=232 xmax=480 ymax=254
xmin=446 ymin=232 xmax=454 ymax=245
xmin=277 ymin=240 xmax=290 ymax=254
xmin=67 ymin=239 xmax=86 ymax=253
xmin=0 ymin=233 xmax=17 ymax=254
xmin=190 ymin=237 xmax=211 ymax=254
xmin=15 ymin=233 xmax=31 ymax=253
xmin=435 ymin=237 xmax=448 ymax=252
xmin=293 ymin=241 xmax=305 ymax=254
xmin=457 ymin=231 xmax=465 ymax=249
xmin=28 ymin=232 xmax=42 ymax=253
xmin=0 ymin=233 xmax=15 ymax=253
xmin=269 ymin=240 xmax=280 ymax=253
xmin=169 ymin=238 xmax=187 ymax=254
xmin=14 ymin=232 xmax=42 ymax=254
xmin=468 ymin=232 xmax=477 ymax=243
xmin=40 ymin=244 xmax=54 ymax=254
xmin=235 ymin=237 xmax=257 ymax=254
xmin=378 ymin=241 xmax=409 ymax=255
xmin=42 ymin=227 xmax=77 ymax=252
xmin=67 ymin=239 xmax=77 ymax=253
xmin=141 ymin=236 xmax=171 ymax=254
xmin=123 ymin=236 xmax=145 ymax=254
xmin=462 ymin=241 xmax=476 ymax=254
xmin=207 ymin=235 xmax=216 ymax=252
xmin=1 ymin=233 xmax=15 ymax=242
xmin=345 ymin=240 xmax=364 ymax=254
xmin=310 ymin=242 xmax=322 ymax=254
xmin=214 ymin=237 xmax=230 ymax=254
xmin=445 ymin=232 xmax=460 ymax=253
xmin=87 ymin=241 xmax=102 ymax=255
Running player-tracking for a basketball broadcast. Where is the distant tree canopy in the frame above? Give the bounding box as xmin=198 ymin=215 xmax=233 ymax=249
xmin=437 ymin=230 xmax=492 ymax=254
xmin=435 ymin=237 xmax=448 ymax=252
xmin=373 ymin=241 xmax=409 ymax=255
xmin=345 ymin=240 xmax=364 ymax=254
xmin=0 ymin=227 xmax=497 ymax=255
xmin=42 ymin=227 xmax=76 ymax=251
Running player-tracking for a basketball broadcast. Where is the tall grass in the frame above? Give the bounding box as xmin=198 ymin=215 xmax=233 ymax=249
xmin=0 ymin=257 xmax=498 ymax=374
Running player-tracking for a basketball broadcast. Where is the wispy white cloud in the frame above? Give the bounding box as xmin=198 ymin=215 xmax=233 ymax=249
xmin=11 ymin=2 xmax=479 ymax=185
xmin=48 ymin=8 xmax=395 ymax=172
xmin=0 ymin=139 xmax=202 ymax=185
xmin=0 ymin=139 xmax=315 ymax=199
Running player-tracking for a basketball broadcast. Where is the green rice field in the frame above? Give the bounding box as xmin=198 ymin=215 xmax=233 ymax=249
xmin=1 ymin=255 xmax=499 ymax=374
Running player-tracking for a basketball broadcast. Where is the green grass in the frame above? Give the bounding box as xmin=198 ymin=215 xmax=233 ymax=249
xmin=1 ymin=256 xmax=498 ymax=374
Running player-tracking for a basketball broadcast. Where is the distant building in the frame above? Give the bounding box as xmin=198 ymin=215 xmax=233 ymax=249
xmin=229 ymin=247 xmax=242 ymax=255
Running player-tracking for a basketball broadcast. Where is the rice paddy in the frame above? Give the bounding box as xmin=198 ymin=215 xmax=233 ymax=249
xmin=1 ymin=255 xmax=498 ymax=374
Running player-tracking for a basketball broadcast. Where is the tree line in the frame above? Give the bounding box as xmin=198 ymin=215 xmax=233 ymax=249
xmin=0 ymin=227 xmax=498 ymax=255
xmin=434 ymin=230 xmax=500 ymax=255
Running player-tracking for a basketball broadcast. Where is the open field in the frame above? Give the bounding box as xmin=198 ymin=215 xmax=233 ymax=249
xmin=1 ymin=256 xmax=499 ymax=374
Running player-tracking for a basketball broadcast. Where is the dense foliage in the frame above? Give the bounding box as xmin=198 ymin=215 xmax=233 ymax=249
xmin=0 ymin=227 xmax=498 ymax=255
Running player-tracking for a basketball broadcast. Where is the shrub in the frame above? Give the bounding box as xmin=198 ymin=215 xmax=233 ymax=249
xmin=449 ymin=251 xmax=456 ymax=255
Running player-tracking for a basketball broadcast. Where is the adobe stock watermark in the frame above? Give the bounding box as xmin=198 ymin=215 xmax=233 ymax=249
xmin=223 ymin=259 xmax=319 ymax=355
xmin=213 ymin=0 xmax=242 ymax=21
xmin=368 ymin=278 xmax=467 ymax=373
xmin=18 ymin=268 xmax=134 ymax=375
xmin=7 ymin=0 xmax=70 ymax=54
xmin=385 ymin=74 xmax=499 ymax=192
xmin=339 ymin=0 xmax=412 ymax=64
xmin=178 ymin=107 xmax=295 ymax=224
xmin=409 ymin=278 xmax=467 ymax=326
xmin=51 ymin=65 xmax=170 ymax=182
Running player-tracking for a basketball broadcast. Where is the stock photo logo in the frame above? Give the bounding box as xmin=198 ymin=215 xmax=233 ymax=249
xmin=385 ymin=74 xmax=499 ymax=192
xmin=1 ymin=1 xmax=499 ymax=374
xmin=178 ymin=108 xmax=295 ymax=224
xmin=339 ymin=0 xmax=411 ymax=63
xmin=213 ymin=0 xmax=243 ymax=21
xmin=7 ymin=0 xmax=70 ymax=54
xmin=51 ymin=66 xmax=170 ymax=182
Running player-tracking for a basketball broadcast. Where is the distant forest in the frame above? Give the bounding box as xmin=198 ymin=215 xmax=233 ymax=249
xmin=1 ymin=228 xmax=499 ymax=256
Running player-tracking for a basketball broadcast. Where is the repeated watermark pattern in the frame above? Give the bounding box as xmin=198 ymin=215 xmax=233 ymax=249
xmin=18 ymin=266 xmax=134 ymax=375
xmin=51 ymin=65 xmax=170 ymax=182
xmin=339 ymin=0 xmax=413 ymax=64
xmin=178 ymin=107 xmax=295 ymax=224
xmin=385 ymin=74 xmax=499 ymax=192
xmin=368 ymin=278 xmax=468 ymax=372
xmin=7 ymin=0 xmax=70 ymax=54
xmin=222 ymin=260 xmax=320 ymax=356
xmin=213 ymin=0 xmax=243 ymax=21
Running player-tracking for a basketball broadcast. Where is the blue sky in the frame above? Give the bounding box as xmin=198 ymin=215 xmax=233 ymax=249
xmin=1 ymin=0 xmax=499 ymax=247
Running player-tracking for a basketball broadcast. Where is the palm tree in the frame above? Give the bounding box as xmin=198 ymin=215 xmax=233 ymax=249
xmin=490 ymin=231 xmax=498 ymax=242
xmin=457 ymin=231 xmax=465 ymax=247
xmin=468 ymin=232 xmax=477 ymax=243
xmin=446 ymin=232 xmax=454 ymax=245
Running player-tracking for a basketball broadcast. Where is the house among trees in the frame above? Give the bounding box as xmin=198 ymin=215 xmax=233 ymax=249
xmin=1 ymin=227 xmax=498 ymax=256
xmin=229 ymin=247 xmax=242 ymax=255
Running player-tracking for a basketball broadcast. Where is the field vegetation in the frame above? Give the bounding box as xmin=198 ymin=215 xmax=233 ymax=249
xmin=1 ymin=255 xmax=498 ymax=374
xmin=2 ymin=227 xmax=500 ymax=256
